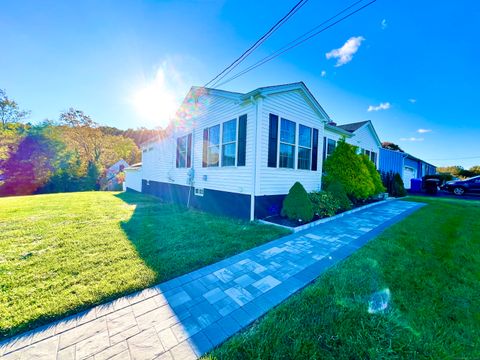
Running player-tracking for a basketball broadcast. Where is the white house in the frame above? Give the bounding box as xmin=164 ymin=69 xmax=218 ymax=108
xmin=126 ymin=82 xmax=381 ymax=220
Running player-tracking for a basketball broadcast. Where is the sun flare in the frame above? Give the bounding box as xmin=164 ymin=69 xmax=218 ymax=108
xmin=131 ymin=66 xmax=183 ymax=129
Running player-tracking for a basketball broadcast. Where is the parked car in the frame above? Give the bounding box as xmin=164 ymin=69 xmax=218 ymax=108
xmin=441 ymin=175 xmax=480 ymax=195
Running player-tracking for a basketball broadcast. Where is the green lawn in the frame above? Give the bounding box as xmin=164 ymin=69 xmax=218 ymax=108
xmin=207 ymin=196 xmax=480 ymax=359
xmin=0 ymin=191 xmax=289 ymax=339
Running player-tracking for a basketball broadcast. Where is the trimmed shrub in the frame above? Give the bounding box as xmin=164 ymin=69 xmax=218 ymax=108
xmin=281 ymin=182 xmax=314 ymax=222
xmin=326 ymin=181 xmax=352 ymax=211
xmin=393 ymin=173 xmax=407 ymax=197
xmin=309 ymin=191 xmax=341 ymax=218
xmin=360 ymin=154 xmax=385 ymax=195
xmin=381 ymin=171 xmax=407 ymax=197
xmin=323 ymin=138 xmax=375 ymax=201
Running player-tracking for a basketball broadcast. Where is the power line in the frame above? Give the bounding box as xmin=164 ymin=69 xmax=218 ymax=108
xmin=214 ymin=0 xmax=376 ymax=88
xmin=205 ymin=0 xmax=309 ymax=88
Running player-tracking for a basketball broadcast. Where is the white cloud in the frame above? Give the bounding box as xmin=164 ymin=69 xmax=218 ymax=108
xmin=321 ymin=70 xmax=327 ymax=77
xmin=400 ymin=137 xmax=424 ymax=142
xmin=325 ymin=36 xmax=365 ymax=67
xmin=367 ymin=102 xmax=391 ymax=112
xmin=381 ymin=19 xmax=387 ymax=30
xmin=417 ymin=129 xmax=432 ymax=133
xmin=408 ymin=98 xmax=417 ymax=103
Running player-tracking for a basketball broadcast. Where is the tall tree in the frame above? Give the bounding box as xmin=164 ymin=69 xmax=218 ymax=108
xmin=0 ymin=89 xmax=30 ymax=126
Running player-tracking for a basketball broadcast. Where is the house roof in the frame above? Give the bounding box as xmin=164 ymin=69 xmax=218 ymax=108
xmin=336 ymin=120 xmax=370 ymax=133
xmin=187 ymin=82 xmax=331 ymax=121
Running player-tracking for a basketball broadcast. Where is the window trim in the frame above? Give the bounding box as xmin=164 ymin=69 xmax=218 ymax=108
xmin=206 ymin=124 xmax=220 ymax=167
xmin=326 ymin=138 xmax=336 ymax=158
xmin=221 ymin=118 xmax=238 ymax=167
xmin=297 ymin=124 xmax=312 ymax=170
xmin=176 ymin=134 xmax=191 ymax=168
xmin=278 ymin=118 xmax=296 ymax=169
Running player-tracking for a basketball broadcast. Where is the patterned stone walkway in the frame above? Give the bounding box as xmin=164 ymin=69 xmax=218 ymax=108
xmin=0 ymin=200 xmax=424 ymax=360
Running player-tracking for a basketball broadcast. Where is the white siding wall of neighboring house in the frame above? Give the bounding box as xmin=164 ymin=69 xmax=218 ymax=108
xmin=125 ymin=168 xmax=143 ymax=192
xmin=257 ymin=90 xmax=326 ymax=195
xmin=345 ymin=125 xmax=380 ymax=167
xmin=143 ymin=95 xmax=256 ymax=195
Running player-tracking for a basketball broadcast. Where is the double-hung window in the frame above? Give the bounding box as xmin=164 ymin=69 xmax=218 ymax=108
xmin=279 ymin=118 xmax=296 ymax=168
xmin=298 ymin=125 xmax=312 ymax=170
xmin=176 ymin=134 xmax=191 ymax=168
xmin=207 ymin=125 xmax=220 ymax=167
xmin=222 ymin=119 xmax=237 ymax=166
xmin=326 ymin=139 xmax=336 ymax=157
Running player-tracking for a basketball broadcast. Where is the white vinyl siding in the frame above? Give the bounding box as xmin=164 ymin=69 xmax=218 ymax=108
xmin=142 ymin=94 xmax=255 ymax=194
xmin=258 ymin=90 xmax=325 ymax=195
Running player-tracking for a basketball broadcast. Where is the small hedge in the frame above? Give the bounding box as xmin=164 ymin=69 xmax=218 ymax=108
xmin=281 ymin=182 xmax=314 ymax=222
xmin=361 ymin=154 xmax=385 ymax=195
xmin=326 ymin=181 xmax=352 ymax=211
xmin=309 ymin=191 xmax=341 ymax=217
xmin=381 ymin=171 xmax=407 ymax=197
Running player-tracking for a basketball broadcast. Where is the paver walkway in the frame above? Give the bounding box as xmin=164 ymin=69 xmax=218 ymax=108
xmin=0 ymin=200 xmax=424 ymax=360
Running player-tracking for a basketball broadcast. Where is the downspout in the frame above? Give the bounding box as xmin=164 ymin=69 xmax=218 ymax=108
xmin=250 ymin=95 xmax=258 ymax=221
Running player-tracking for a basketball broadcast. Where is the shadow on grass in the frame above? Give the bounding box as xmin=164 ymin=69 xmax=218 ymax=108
xmin=0 ymin=191 xmax=288 ymax=357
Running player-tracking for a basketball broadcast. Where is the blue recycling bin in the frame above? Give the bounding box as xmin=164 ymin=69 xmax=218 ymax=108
xmin=410 ymin=178 xmax=422 ymax=192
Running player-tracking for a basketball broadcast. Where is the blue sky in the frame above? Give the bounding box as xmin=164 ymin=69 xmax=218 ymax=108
xmin=1 ymin=0 xmax=479 ymax=168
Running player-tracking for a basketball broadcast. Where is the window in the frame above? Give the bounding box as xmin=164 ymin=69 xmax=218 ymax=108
xmin=207 ymin=125 xmax=220 ymax=167
xmin=194 ymin=188 xmax=204 ymax=196
xmin=326 ymin=139 xmax=336 ymax=157
xmin=279 ymin=118 xmax=295 ymax=168
xmin=371 ymin=151 xmax=377 ymax=164
xmin=366 ymin=150 xmax=371 ymax=158
xmin=298 ymin=125 xmax=312 ymax=170
xmin=222 ymin=119 xmax=237 ymax=166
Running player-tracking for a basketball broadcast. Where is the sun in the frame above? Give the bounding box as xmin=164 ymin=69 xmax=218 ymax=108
xmin=131 ymin=67 xmax=181 ymax=129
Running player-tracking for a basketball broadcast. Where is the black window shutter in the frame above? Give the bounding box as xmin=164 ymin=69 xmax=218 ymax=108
xmin=312 ymin=128 xmax=319 ymax=171
xmin=176 ymin=138 xmax=180 ymax=168
xmin=186 ymin=133 xmax=192 ymax=168
xmin=202 ymin=129 xmax=208 ymax=167
xmin=268 ymin=114 xmax=278 ymax=167
xmin=237 ymin=114 xmax=247 ymax=166
xmin=322 ymin=136 xmax=327 ymax=162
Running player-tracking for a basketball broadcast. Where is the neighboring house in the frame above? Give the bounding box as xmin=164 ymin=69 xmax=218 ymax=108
xmin=102 ymin=159 xmax=129 ymax=191
xmin=379 ymin=148 xmax=436 ymax=189
xmin=324 ymin=120 xmax=381 ymax=168
xmin=124 ymin=162 xmax=142 ymax=192
xmin=126 ymin=82 xmax=381 ymax=220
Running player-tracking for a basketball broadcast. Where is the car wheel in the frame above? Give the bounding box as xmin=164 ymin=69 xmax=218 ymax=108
xmin=453 ymin=187 xmax=465 ymax=196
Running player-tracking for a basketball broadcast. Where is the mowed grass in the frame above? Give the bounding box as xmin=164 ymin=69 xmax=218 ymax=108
xmin=0 ymin=191 xmax=289 ymax=339
xmin=207 ymin=197 xmax=480 ymax=359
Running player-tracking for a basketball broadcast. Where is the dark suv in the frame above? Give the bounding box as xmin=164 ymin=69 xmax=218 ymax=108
xmin=442 ymin=175 xmax=480 ymax=195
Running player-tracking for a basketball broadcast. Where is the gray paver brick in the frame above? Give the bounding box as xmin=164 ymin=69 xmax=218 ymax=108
xmin=75 ymin=331 xmax=110 ymax=359
xmin=59 ymin=317 xmax=107 ymax=350
xmin=169 ymin=341 xmax=197 ymax=360
xmin=57 ymin=345 xmax=76 ymax=360
xmin=127 ymin=328 xmax=164 ymax=360
xmin=252 ymin=275 xmax=281 ymax=293
xmin=110 ymin=325 xmax=142 ymax=346
xmin=158 ymin=328 xmax=178 ymax=351
xmin=131 ymin=297 xmax=160 ymax=318
xmin=224 ymin=286 xmax=254 ymax=306
xmin=94 ymin=341 xmax=129 ymax=360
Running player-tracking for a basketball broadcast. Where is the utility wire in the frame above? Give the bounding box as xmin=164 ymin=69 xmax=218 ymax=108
xmin=205 ymin=0 xmax=309 ymax=88
xmin=214 ymin=0 xmax=376 ymax=88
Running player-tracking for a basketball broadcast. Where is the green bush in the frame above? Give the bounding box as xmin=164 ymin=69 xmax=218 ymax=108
xmin=326 ymin=181 xmax=352 ymax=211
xmin=309 ymin=191 xmax=341 ymax=217
xmin=394 ymin=173 xmax=407 ymax=197
xmin=360 ymin=154 xmax=385 ymax=195
xmin=323 ymin=139 xmax=375 ymax=201
xmin=281 ymin=182 xmax=314 ymax=222
xmin=381 ymin=171 xmax=407 ymax=197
